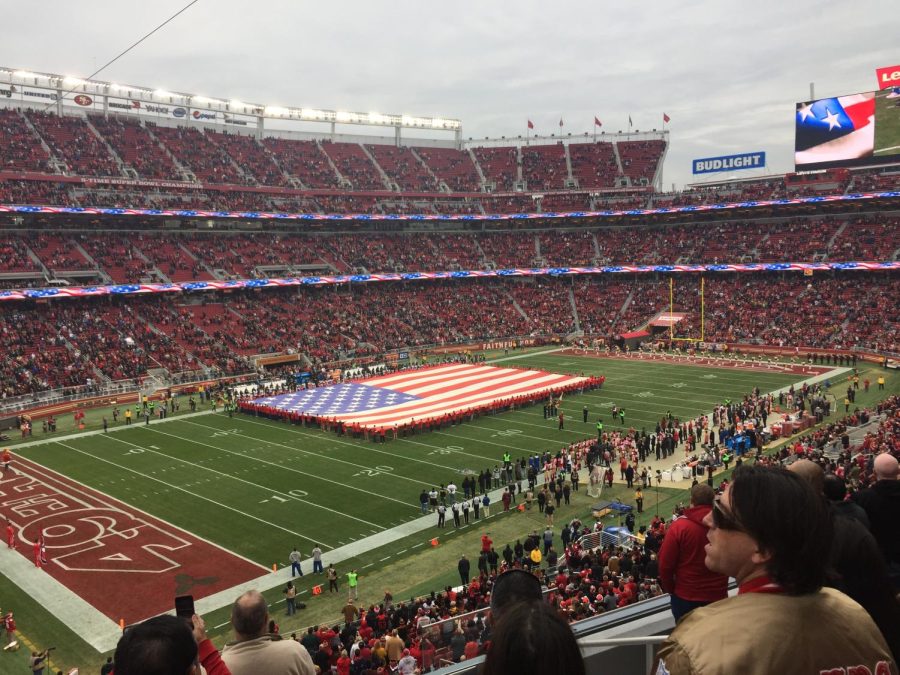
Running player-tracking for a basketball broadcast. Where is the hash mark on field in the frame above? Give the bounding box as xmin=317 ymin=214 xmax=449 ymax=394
xmin=412 ymin=543 xmax=424 ymax=548
xmin=363 ymin=563 xmax=374 ymax=568
xmin=380 ymin=556 xmax=391 ymax=562
xmin=396 ymin=549 xmax=407 ymax=555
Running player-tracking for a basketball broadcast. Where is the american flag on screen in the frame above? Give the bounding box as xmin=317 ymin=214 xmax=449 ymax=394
xmin=252 ymin=363 xmax=589 ymax=429
xmin=795 ymin=93 xmax=875 ymax=165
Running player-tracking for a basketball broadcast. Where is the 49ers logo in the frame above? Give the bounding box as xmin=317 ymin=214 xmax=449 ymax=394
xmin=73 ymin=94 xmax=93 ymax=106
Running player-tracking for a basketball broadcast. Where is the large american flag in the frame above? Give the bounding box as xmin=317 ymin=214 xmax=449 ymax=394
xmin=252 ymin=363 xmax=590 ymax=429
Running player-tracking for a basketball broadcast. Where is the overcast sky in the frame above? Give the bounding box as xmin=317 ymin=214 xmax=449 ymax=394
xmin=5 ymin=0 xmax=896 ymax=189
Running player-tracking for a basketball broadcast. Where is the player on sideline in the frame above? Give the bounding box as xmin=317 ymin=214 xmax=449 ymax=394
xmin=6 ymin=519 xmax=16 ymax=550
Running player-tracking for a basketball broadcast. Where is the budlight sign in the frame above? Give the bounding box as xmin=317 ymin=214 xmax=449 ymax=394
xmin=692 ymin=152 xmax=766 ymax=175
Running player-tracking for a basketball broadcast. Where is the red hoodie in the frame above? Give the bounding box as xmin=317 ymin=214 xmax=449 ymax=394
xmin=657 ymin=504 xmax=728 ymax=602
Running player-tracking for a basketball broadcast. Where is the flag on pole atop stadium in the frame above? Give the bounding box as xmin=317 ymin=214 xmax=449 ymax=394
xmin=663 ymin=112 xmax=671 ymax=123
xmin=628 ymin=114 xmax=633 ymax=128
xmin=559 ymin=118 xmax=564 ymax=128
xmin=527 ymin=119 xmax=534 ymax=129
xmin=795 ymin=93 xmax=875 ymax=165
xmin=594 ymin=116 xmax=602 ymax=127
xmin=250 ymin=363 xmax=592 ymax=430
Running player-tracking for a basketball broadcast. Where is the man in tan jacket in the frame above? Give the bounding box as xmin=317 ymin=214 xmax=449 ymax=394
xmin=655 ymin=466 xmax=896 ymax=675
xmin=384 ymin=629 xmax=405 ymax=663
xmin=221 ymin=590 xmax=314 ymax=675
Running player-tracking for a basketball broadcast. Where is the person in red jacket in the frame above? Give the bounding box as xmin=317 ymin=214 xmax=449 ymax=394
xmin=658 ymin=483 xmax=728 ymax=622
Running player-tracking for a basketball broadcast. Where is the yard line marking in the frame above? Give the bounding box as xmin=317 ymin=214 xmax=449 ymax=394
xmin=182 ymin=422 xmax=422 ymax=488
xmin=142 ymin=425 xmax=414 ymax=512
xmin=203 ymin=414 xmax=467 ymax=473
xmin=380 ymin=556 xmax=391 ymax=562
xmin=411 ymin=542 xmax=424 ymax=548
xmin=54 ymin=440 xmax=329 ymax=545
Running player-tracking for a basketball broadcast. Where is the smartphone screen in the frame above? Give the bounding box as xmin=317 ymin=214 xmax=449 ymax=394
xmin=175 ymin=595 xmax=195 ymax=620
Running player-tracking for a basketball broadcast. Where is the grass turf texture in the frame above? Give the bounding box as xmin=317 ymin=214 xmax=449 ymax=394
xmin=3 ymin=351 xmax=897 ymax=673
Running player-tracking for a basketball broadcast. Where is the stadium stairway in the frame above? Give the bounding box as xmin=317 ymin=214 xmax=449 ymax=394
xmin=569 ymin=287 xmax=581 ymax=332
xmin=466 ymin=147 xmax=487 ymax=188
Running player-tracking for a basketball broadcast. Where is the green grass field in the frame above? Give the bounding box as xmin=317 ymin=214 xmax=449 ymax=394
xmin=2 ymin=350 xmax=896 ymax=673
xmin=874 ymin=88 xmax=900 ymax=156
xmin=13 ymin=353 xmax=805 ymax=566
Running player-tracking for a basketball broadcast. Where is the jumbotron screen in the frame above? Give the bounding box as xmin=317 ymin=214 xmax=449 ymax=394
xmin=795 ymin=87 xmax=900 ymax=170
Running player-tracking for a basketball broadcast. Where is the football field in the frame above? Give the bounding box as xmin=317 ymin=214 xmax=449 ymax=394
xmin=2 ymin=349 xmax=854 ymax=669
xmin=14 ymin=352 xmax=810 ymax=569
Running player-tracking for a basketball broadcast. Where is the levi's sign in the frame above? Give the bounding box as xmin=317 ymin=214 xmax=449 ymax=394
xmin=692 ymin=152 xmax=766 ymax=174
xmin=875 ymin=65 xmax=900 ymax=89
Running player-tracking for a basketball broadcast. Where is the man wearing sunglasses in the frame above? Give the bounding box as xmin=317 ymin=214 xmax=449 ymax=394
xmin=655 ymin=465 xmax=896 ymax=675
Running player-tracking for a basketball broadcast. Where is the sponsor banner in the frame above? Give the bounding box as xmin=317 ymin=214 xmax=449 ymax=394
xmin=191 ymin=109 xmax=218 ymax=121
xmin=172 ymin=107 xmax=187 ymax=118
xmin=876 ymin=64 xmax=900 ymax=90
xmin=0 ymin=85 xmax=58 ymax=101
xmin=692 ymin=152 xmax=766 ymax=174
xmin=73 ymin=94 xmax=93 ymax=107
xmin=223 ymin=113 xmax=255 ymax=126
xmin=106 ymin=98 xmax=171 ymax=115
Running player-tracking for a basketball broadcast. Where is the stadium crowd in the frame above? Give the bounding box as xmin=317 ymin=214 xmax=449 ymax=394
xmin=0 ymin=270 xmax=897 ymax=399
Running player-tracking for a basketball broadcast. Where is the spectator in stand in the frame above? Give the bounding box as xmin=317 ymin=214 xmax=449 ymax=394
xmin=489 ymin=569 xmax=544 ymax=621
xmin=655 ymin=465 xmax=896 ymax=674
xmin=221 ymin=590 xmax=315 ymax=675
xmin=113 ymin=614 xmax=230 ymax=675
xmin=790 ymin=460 xmax=900 ymax=662
xmin=852 ymin=452 xmax=900 ymax=591
xmin=482 ymin=600 xmax=584 ymax=675
xmin=657 ymin=484 xmax=728 ymax=622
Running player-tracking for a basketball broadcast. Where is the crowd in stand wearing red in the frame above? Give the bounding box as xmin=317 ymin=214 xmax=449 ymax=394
xmin=0 ymin=271 xmax=897 ymax=399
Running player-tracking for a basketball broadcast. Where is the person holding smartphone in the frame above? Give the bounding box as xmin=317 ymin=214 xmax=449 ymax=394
xmin=113 ymin=613 xmax=231 ymax=675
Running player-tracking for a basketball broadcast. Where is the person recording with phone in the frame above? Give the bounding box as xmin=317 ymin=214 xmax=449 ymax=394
xmin=113 ymin=606 xmax=231 ymax=674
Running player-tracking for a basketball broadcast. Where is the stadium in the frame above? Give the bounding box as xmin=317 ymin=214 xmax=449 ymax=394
xmin=1 ymin=27 xmax=899 ymax=675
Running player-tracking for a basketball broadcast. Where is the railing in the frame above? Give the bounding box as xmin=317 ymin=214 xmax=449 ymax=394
xmin=577 ymin=528 xmax=640 ymax=552
xmin=0 ymin=379 xmax=140 ymax=416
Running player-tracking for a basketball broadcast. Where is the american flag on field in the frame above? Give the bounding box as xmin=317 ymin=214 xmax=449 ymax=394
xmin=795 ymin=93 xmax=875 ymax=166
xmin=252 ymin=363 xmax=590 ymax=429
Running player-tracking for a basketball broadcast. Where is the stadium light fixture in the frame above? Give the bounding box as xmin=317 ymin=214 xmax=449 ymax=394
xmin=154 ymin=89 xmax=173 ymax=98
xmin=63 ymin=76 xmax=86 ymax=86
xmin=13 ymin=70 xmax=36 ymax=79
xmin=230 ymin=99 xmax=244 ymax=108
xmin=265 ymin=105 xmax=289 ymax=116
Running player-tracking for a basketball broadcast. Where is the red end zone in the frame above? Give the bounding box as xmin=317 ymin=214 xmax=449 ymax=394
xmin=1 ymin=455 xmax=266 ymax=625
